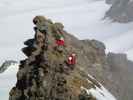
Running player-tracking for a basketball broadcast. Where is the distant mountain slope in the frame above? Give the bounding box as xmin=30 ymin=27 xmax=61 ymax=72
xmin=0 ymin=64 xmax=18 ymax=100
xmin=105 ymin=0 xmax=133 ymax=23
xmin=0 ymin=60 xmax=17 ymax=73
xmin=106 ymin=53 xmax=133 ymax=100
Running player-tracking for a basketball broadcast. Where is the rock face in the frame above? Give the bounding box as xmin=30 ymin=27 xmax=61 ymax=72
xmin=60 ymin=34 xmax=133 ymax=100
xmin=106 ymin=53 xmax=133 ymax=100
xmin=105 ymin=0 xmax=133 ymax=23
xmin=9 ymin=16 xmax=102 ymax=100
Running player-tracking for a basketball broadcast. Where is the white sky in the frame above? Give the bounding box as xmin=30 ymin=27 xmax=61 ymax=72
xmin=0 ymin=0 xmax=133 ymax=61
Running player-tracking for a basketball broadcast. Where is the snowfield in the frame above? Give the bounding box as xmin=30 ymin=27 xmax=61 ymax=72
xmin=0 ymin=0 xmax=133 ymax=99
xmin=82 ymin=85 xmax=116 ymax=100
xmin=0 ymin=64 xmax=18 ymax=100
xmin=82 ymin=74 xmax=116 ymax=100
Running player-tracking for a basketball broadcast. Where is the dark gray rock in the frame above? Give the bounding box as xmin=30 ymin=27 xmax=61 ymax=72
xmin=105 ymin=0 xmax=133 ymax=23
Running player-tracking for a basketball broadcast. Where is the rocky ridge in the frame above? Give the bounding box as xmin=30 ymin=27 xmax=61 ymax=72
xmin=6 ymin=15 xmax=133 ymax=100
xmin=9 ymin=16 xmax=110 ymax=100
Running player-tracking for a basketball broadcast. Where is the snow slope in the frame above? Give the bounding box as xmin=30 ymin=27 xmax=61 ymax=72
xmin=0 ymin=0 xmax=133 ymax=99
xmin=0 ymin=64 xmax=18 ymax=100
xmin=83 ymin=86 xmax=116 ymax=100
xmin=81 ymin=74 xmax=116 ymax=100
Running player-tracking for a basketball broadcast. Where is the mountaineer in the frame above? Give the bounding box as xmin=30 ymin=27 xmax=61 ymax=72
xmin=66 ymin=53 xmax=76 ymax=69
xmin=53 ymin=23 xmax=65 ymax=52
xmin=55 ymin=35 xmax=65 ymax=52
xmin=56 ymin=36 xmax=65 ymax=46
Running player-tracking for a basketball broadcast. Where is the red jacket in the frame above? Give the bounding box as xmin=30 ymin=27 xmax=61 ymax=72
xmin=67 ymin=54 xmax=76 ymax=65
xmin=56 ymin=37 xmax=65 ymax=46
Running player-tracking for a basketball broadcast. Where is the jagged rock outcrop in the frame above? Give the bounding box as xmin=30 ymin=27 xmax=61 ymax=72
xmin=9 ymin=16 xmax=101 ymax=100
xmin=105 ymin=0 xmax=133 ymax=23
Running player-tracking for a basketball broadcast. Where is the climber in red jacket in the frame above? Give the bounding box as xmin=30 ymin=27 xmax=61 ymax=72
xmin=55 ymin=36 xmax=65 ymax=52
xmin=56 ymin=36 xmax=65 ymax=46
xmin=67 ymin=53 xmax=76 ymax=68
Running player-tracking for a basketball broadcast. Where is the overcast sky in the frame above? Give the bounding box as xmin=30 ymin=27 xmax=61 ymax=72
xmin=0 ymin=0 xmax=133 ymax=62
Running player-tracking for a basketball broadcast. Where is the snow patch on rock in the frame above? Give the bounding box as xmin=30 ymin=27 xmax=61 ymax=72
xmin=82 ymin=74 xmax=116 ymax=100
